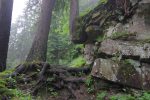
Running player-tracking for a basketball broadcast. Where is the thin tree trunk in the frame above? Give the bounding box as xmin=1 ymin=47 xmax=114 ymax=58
xmin=0 ymin=0 xmax=13 ymax=72
xmin=26 ymin=0 xmax=55 ymax=62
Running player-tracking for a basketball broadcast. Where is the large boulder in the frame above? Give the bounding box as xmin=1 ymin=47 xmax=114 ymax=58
xmin=98 ymin=39 xmax=150 ymax=62
xmin=91 ymin=58 xmax=150 ymax=90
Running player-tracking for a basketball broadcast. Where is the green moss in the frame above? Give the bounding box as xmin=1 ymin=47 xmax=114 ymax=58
xmin=99 ymin=0 xmax=108 ymax=4
xmin=110 ymin=32 xmax=133 ymax=39
xmin=138 ymin=91 xmax=150 ymax=100
xmin=0 ymin=78 xmax=15 ymax=99
xmin=69 ymin=56 xmax=86 ymax=67
xmin=95 ymin=90 xmax=150 ymax=100
xmin=118 ymin=60 xmax=137 ymax=80
xmin=48 ymin=88 xmax=59 ymax=97
xmin=80 ymin=8 xmax=93 ymax=17
xmin=96 ymin=31 xmax=137 ymax=42
xmin=80 ymin=0 xmax=108 ymax=17
xmin=0 ymin=69 xmax=32 ymax=99
xmin=96 ymin=34 xmax=106 ymax=42
xmin=96 ymin=91 xmax=107 ymax=100
xmin=110 ymin=94 xmax=135 ymax=100
xmin=12 ymin=89 xmax=32 ymax=100
xmin=123 ymin=59 xmax=140 ymax=68
xmin=0 ymin=78 xmax=32 ymax=99
xmin=75 ymin=44 xmax=84 ymax=50
xmin=72 ymin=17 xmax=85 ymax=40
xmin=137 ymin=38 xmax=150 ymax=44
xmin=0 ymin=69 xmax=14 ymax=77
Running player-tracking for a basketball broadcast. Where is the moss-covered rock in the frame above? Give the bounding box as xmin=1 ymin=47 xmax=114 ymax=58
xmin=98 ymin=39 xmax=150 ymax=62
xmin=91 ymin=58 xmax=150 ymax=90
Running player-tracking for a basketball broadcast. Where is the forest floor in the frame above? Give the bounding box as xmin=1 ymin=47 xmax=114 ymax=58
xmin=0 ymin=62 xmax=150 ymax=100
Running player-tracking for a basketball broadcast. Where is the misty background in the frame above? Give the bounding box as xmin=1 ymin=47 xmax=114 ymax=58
xmin=7 ymin=0 xmax=100 ymax=67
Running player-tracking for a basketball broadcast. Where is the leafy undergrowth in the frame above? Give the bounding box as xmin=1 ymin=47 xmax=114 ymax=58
xmin=69 ymin=56 xmax=86 ymax=67
xmin=0 ymin=65 xmax=150 ymax=100
xmin=0 ymin=69 xmax=32 ymax=100
xmin=96 ymin=91 xmax=150 ymax=100
xmin=96 ymin=90 xmax=150 ymax=100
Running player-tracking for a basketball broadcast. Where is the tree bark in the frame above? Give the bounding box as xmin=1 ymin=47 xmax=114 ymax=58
xmin=26 ymin=0 xmax=55 ymax=62
xmin=0 ymin=0 xmax=13 ymax=72
xmin=69 ymin=0 xmax=79 ymax=34
xmin=70 ymin=0 xmax=84 ymax=43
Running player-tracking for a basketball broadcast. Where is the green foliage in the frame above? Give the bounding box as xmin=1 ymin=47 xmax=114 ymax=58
xmin=96 ymin=91 xmax=107 ymax=100
xmin=0 ymin=69 xmax=14 ymax=77
xmin=80 ymin=7 xmax=93 ymax=17
xmin=69 ymin=56 xmax=86 ymax=67
xmin=110 ymin=94 xmax=135 ymax=100
xmin=123 ymin=59 xmax=140 ymax=68
xmin=12 ymin=89 xmax=32 ymax=100
xmin=47 ymin=0 xmax=84 ymax=66
xmin=110 ymin=32 xmax=137 ymax=40
xmin=0 ymin=77 xmax=15 ymax=99
xmin=109 ymin=91 xmax=150 ymax=100
xmin=138 ymin=92 xmax=150 ymax=100
xmin=138 ymin=38 xmax=150 ymax=44
xmin=75 ymin=44 xmax=84 ymax=50
xmin=87 ymin=87 xmax=95 ymax=93
xmin=48 ymin=88 xmax=58 ymax=97
xmin=111 ymin=32 xmax=129 ymax=39
xmin=99 ymin=0 xmax=108 ymax=4
xmin=85 ymin=76 xmax=93 ymax=87
xmin=96 ymin=34 xmax=106 ymax=42
xmin=7 ymin=0 xmax=40 ymax=67
xmin=0 ymin=70 xmax=32 ymax=100
xmin=79 ymin=0 xmax=104 ymax=17
xmin=85 ymin=75 xmax=94 ymax=93
xmin=95 ymin=88 xmax=150 ymax=100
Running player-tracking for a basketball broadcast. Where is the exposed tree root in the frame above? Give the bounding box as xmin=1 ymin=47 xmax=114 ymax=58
xmin=11 ymin=62 xmax=91 ymax=99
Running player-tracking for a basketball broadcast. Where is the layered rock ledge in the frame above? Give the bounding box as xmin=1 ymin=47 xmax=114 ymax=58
xmin=99 ymin=39 xmax=150 ymax=62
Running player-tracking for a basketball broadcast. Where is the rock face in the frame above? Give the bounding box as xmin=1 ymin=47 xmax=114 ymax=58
xmin=84 ymin=44 xmax=96 ymax=64
xmin=99 ymin=39 xmax=150 ymax=62
xmin=73 ymin=0 xmax=150 ymax=90
xmin=91 ymin=58 xmax=150 ymax=90
xmin=106 ymin=0 xmax=150 ymax=41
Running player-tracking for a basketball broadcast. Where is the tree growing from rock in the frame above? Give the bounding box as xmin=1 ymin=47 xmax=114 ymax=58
xmin=0 ymin=0 xmax=13 ymax=72
xmin=26 ymin=0 xmax=55 ymax=62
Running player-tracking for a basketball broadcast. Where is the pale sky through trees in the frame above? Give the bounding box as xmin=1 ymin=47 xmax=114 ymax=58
xmin=12 ymin=0 xmax=27 ymax=23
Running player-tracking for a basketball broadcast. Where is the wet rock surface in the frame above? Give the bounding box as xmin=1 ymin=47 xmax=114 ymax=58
xmin=73 ymin=0 xmax=150 ymax=90
xmin=98 ymin=39 xmax=150 ymax=62
xmin=91 ymin=58 xmax=150 ymax=90
xmin=106 ymin=0 xmax=150 ymax=41
xmin=84 ymin=44 xmax=96 ymax=64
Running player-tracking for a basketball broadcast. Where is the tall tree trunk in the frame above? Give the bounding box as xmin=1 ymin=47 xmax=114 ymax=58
xmin=26 ymin=0 xmax=55 ymax=62
xmin=0 ymin=0 xmax=13 ymax=72
xmin=69 ymin=0 xmax=79 ymax=34
xmin=69 ymin=0 xmax=87 ymax=43
xmin=69 ymin=0 xmax=80 ymax=43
